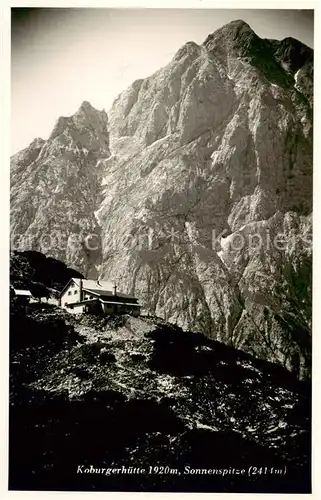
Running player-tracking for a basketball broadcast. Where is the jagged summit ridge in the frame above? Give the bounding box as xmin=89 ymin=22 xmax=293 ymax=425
xmin=203 ymin=20 xmax=312 ymax=96
xmin=203 ymin=19 xmax=254 ymax=44
xmin=203 ymin=19 xmax=261 ymax=57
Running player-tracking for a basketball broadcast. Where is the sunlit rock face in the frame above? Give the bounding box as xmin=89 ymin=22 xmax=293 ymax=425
xmin=10 ymin=20 xmax=313 ymax=378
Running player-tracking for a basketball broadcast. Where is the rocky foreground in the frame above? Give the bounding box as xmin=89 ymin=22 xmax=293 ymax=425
xmin=9 ymin=305 xmax=311 ymax=493
xmin=10 ymin=20 xmax=313 ymax=376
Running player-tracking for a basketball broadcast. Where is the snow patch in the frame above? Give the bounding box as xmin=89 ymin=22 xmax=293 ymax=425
xmin=236 ymin=360 xmax=262 ymax=375
xmin=195 ymin=421 xmax=218 ymax=432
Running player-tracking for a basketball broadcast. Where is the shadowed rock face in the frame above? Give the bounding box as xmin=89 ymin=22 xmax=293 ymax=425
xmin=10 ymin=250 xmax=84 ymax=296
xmin=10 ymin=20 xmax=312 ymax=376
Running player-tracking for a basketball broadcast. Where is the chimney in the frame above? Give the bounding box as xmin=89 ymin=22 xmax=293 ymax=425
xmin=79 ymin=279 xmax=83 ymax=302
xmin=112 ymin=283 xmax=117 ymax=296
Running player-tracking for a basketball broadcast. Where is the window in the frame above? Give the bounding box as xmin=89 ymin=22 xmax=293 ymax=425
xmin=74 ymin=290 xmax=77 ymax=294
xmin=64 ymin=302 xmax=67 ymax=307
xmin=68 ymin=291 xmax=72 ymax=295
xmin=90 ymin=295 xmax=93 ymax=299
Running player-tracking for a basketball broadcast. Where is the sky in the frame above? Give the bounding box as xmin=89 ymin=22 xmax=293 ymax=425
xmin=11 ymin=8 xmax=314 ymax=154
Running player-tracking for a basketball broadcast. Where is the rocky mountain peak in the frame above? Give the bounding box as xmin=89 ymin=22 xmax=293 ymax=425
xmin=202 ymin=19 xmax=312 ymax=90
xmin=76 ymin=100 xmax=108 ymax=124
xmin=11 ymin=100 xmax=111 ymax=278
xmin=11 ymin=20 xmax=313 ymax=378
xmin=48 ymin=102 xmax=109 ymax=155
xmin=173 ymin=40 xmax=202 ymax=61
xmin=203 ymin=19 xmax=259 ymax=56
xmin=204 ymin=19 xmax=254 ymax=40
xmin=79 ymin=100 xmax=96 ymax=111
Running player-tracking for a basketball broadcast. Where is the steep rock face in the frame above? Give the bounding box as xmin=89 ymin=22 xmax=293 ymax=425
xmin=98 ymin=21 xmax=312 ymax=377
xmin=11 ymin=102 xmax=110 ymax=276
xmin=11 ymin=20 xmax=313 ymax=377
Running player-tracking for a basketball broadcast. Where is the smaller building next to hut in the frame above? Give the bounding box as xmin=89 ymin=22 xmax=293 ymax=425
xmin=13 ymin=289 xmax=32 ymax=305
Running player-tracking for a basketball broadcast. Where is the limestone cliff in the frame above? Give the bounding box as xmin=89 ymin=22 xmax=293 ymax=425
xmin=10 ymin=20 xmax=313 ymax=377
xmin=98 ymin=21 xmax=312 ymax=377
xmin=11 ymin=101 xmax=110 ymax=276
